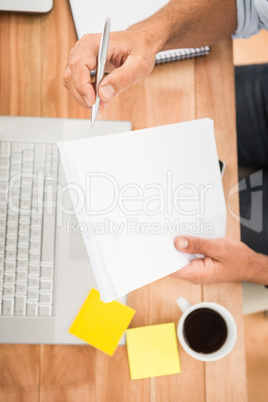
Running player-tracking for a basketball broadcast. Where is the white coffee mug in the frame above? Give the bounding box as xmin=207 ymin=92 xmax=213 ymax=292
xmin=176 ymin=297 xmax=237 ymax=362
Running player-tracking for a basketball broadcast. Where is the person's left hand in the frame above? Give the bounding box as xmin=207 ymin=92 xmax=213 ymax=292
xmin=171 ymin=236 xmax=267 ymax=285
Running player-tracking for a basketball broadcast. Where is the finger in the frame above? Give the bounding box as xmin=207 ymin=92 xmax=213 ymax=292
xmin=98 ymin=53 xmax=154 ymax=102
xmin=170 ymin=257 xmax=216 ymax=284
xmin=170 ymin=259 xmax=205 ymax=282
xmin=174 ymin=236 xmax=226 ymax=260
xmin=63 ymin=67 xmax=92 ymax=109
xmin=67 ymin=56 xmax=97 ymax=106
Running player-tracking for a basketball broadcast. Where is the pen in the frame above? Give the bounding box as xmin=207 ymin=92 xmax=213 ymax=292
xmin=91 ymin=15 xmax=111 ymax=127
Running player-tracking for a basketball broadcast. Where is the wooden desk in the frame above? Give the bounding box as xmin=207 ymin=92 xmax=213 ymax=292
xmin=0 ymin=1 xmax=247 ymax=401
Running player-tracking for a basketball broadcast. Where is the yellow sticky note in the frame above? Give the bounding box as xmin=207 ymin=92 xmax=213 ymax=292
xmin=126 ymin=323 xmax=181 ymax=380
xmin=69 ymin=288 xmax=135 ymax=356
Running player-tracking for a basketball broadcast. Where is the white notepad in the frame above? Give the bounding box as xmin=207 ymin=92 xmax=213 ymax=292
xmin=58 ymin=119 xmax=226 ymax=302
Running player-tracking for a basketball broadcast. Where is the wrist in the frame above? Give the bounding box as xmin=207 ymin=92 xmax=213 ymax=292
xmin=127 ymin=23 xmax=167 ymax=56
xmin=248 ymin=252 xmax=268 ymax=285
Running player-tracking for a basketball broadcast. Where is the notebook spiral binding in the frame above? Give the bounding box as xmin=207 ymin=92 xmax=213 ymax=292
xmin=155 ymin=46 xmax=210 ymax=65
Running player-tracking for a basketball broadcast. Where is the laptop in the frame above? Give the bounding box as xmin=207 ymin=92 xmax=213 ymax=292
xmin=0 ymin=116 xmax=131 ymax=344
xmin=0 ymin=0 xmax=53 ymax=13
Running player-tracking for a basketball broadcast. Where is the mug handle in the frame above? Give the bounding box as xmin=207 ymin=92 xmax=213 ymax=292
xmin=176 ymin=297 xmax=191 ymax=313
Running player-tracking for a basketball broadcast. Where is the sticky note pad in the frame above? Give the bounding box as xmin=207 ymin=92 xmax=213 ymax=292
xmin=126 ymin=323 xmax=181 ymax=380
xmin=69 ymin=288 xmax=135 ymax=356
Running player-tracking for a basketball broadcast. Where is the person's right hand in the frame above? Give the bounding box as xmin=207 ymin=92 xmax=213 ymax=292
xmin=63 ymin=29 xmax=158 ymax=110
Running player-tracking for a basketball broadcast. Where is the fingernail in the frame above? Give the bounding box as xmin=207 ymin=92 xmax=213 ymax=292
xmin=98 ymin=103 xmax=108 ymax=115
xmin=100 ymin=84 xmax=116 ymax=100
xmin=83 ymin=96 xmax=92 ymax=108
xmin=177 ymin=238 xmax=188 ymax=249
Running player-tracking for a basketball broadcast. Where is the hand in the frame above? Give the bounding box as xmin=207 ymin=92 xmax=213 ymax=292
xmin=63 ymin=30 xmax=157 ymax=110
xmin=171 ymin=236 xmax=268 ymax=285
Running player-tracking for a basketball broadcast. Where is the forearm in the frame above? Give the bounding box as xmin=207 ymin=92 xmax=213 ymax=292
xmin=128 ymin=0 xmax=237 ymax=53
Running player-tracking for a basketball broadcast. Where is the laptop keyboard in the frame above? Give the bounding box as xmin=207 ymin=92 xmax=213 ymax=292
xmin=0 ymin=140 xmax=59 ymax=317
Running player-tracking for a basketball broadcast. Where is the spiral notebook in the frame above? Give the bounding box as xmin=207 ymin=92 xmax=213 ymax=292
xmin=68 ymin=0 xmax=210 ymax=65
xmin=58 ymin=119 xmax=226 ymax=303
xmin=155 ymin=47 xmax=210 ymax=64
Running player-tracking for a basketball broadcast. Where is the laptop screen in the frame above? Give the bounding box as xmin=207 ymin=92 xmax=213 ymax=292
xmin=0 ymin=0 xmax=53 ymax=13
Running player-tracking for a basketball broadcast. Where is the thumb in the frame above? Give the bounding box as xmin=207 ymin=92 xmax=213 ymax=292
xmin=99 ymin=54 xmax=154 ymax=101
xmin=174 ymin=236 xmax=225 ymax=260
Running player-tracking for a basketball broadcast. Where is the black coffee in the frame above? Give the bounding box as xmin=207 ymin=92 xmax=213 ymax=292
xmin=183 ymin=308 xmax=228 ymax=354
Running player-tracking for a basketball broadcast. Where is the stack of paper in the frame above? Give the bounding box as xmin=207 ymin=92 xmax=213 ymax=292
xmin=58 ymin=119 xmax=226 ymax=302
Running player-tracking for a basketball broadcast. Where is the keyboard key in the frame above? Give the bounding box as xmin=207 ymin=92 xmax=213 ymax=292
xmin=6 ymin=225 xmax=18 ymax=237
xmin=41 ymin=265 xmax=53 ymax=279
xmin=39 ymin=292 xmax=53 ymax=304
xmin=46 ymin=144 xmax=52 ymax=155
xmin=0 ymin=157 xmax=9 ymax=169
xmin=16 ymin=283 xmax=27 ymax=294
xmin=0 ymin=194 xmax=7 ymax=204
xmin=34 ymin=143 xmax=46 ymax=169
xmin=0 ymin=205 xmax=7 ymax=215
xmin=19 ymin=222 xmax=30 ymax=233
xmin=18 ymin=235 xmax=29 ymax=245
xmin=10 ymin=165 xmax=20 ymax=175
xmin=41 ymin=205 xmax=56 ymax=264
xmin=45 ymin=154 xmax=52 ymax=167
xmin=22 ymin=162 xmax=33 ymax=173
xmin=22 ymin=150 xmax=34 ymax=162
xmin=5 ymin=250 xmax=17 ymax=261
xmin=30 ymin=240 xmax=41 ymax=251
xmin=0 ymin=182 xmax=7 ymax=193
xmin=31 ymin=215 xmax=42 ymax=227
xmin=20 ymin=199 xmax=31 ymax=211
xmin=40 ymin=280 xmax=53 ymax=292
xmin=4 ymin=273 xmax=15 ymax=285
xmin=2 ymin=298 xmax=14 ymax=315
xmin=27 ymin=290 xmax=39 ymax=302
xmin=7 ymin=214 xmax=19 ymax=225
xmin=5 ymin=261 xmax=16 ymax=272
xmin=39 ymin=304 xmax=52 ymax=317
xmin=28 ymin=265 xmax=40 ymax=277
xmin=21 ymin=177 xmax=32 ymax=189
xmin=19 ymin=214 xmax=31 ymax=225
xmin=30 ymin=229 xmax=42 ymax=240
xmin=15 ymin=295 xmax=26 ymax=316
xmin=11 ymin=153 xmax=22 ymax=164
xmin=0 ymin=171 xmax=9 ymax=181
xmin=12 ymin=142 xmax=33 ymax=153
xmin=29 ymin=254 xmax=40 ymax=264
xmin=0 ymin=231 xmax=5 ymax=242
xmin=16 ymin=271 xmax=28 ymax=284
xmin=0 ymin=142 xmax=11 ymax=157
xmin=27 ymin=302 xmax=38 ymax=316
xmin=17 ymin=258 xmax=28 ymax=270
xmin=17 ymin=246 xmax=28 ymax=258
xmin=3 ymin=285 xmax=15 ymax=297
xmin=28 ymin=278 xmax=39 ymax=289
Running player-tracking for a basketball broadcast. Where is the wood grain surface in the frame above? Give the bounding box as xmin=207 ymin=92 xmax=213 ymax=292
xmin=0 ymin=1 xmax=247 ymax=401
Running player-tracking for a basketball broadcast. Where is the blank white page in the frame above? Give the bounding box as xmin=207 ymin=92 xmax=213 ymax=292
xmin=69 ymin=0 xmax=169 ymax=38
xmin=59 ymin=119 xmax=226 ymax=302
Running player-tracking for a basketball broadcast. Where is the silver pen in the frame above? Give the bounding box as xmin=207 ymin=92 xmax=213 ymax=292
xmin=91 ymin=15 xmax=111 ymax=127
